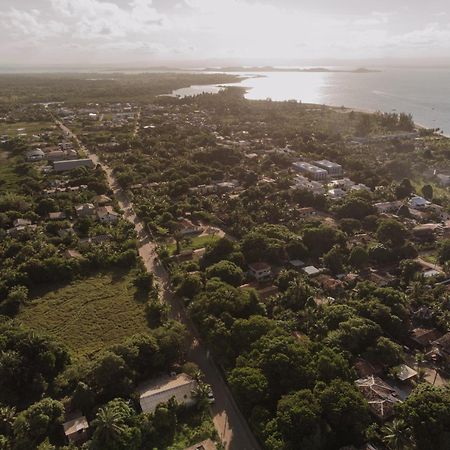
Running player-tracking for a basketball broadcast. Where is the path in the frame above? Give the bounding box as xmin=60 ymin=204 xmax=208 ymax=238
xmin=56 ymin=119 xmax=261 ymax=450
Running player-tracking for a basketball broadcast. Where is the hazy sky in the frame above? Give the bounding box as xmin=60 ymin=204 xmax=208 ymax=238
xmin=2 ymin=0 xmax=450 ymax=66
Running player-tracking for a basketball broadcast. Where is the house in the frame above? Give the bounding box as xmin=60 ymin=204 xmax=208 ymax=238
xmin=355 ymin=376 xmax=402 ymax=421
xmin=289 ymin=259 xmax=305 ymax=269
xmin=53 ymin=159 xmax=95 ymax=172
xmin=292 ymin=161 xmax=328 ymax=181
xmin=436 ymin=173 xmax=450 ymax=187
xmin=395 ymin=364 xmax=418 ymax=383
xmin=314 ymin=159 xmax=343 ymax=177
xmin=64 ymin=249 xmax=82 ymax=259
xmin=374 ymin=201 xmax=402 ymax=214
xmin=177 ymin=218 xmax=202 ymax=236
xmin=327 ymin=188 xmax=346 ymax=200
xmin=248 ymin=262 xmax=272 ymax=282
xmin=48 ymin=211 xmax=67 ymax=220
xmin=408 ymin=327 xmax=442 ymax=351
xmin=46 ymin=150 xmax=67 ymax=162
xmin=429 ymin=332 xmax=450 ymax=365
xmin=63 ymin=413 xmax=89 ymax=444
xmin=26 ymin=148 xmax=45 ymax=161
xmin=298 ymin=207 xmax=316 ymax=218
xmin=184 ymin=439 xmax=217 ymax=450
xmin=303 ymin=266 xmax=321 ymax=276
xmin=409 ymin=196 xmax=430 ymax=210
xmin=329 ymin=178 xmax=354 ymax=190
xmin=292 ymin=175 xmax=326 ymax=195
xmin=97 ymin=206 xmax=119 ymax=224
xmin=75 ymin=203 xmax=95 ymax=217
xmin=94 ymin=194 xmax=112 ymax=206
xmin=13 ymin=218 xmax=32 ymax=227
xmin=137 ymin=373 xmax=197 ymax=414
xmin=412 ymin=223 xmax=442 ymax=241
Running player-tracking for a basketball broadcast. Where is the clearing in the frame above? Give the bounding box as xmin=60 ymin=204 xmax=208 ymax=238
xmin=17 ymin=270 xmax=150 ymax=357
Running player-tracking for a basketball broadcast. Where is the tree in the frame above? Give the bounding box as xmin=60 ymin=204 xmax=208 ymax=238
xmin=438 ymin=240 xmax=450 ymax=264
xmin=335 ymin=198 xmax=375 ymax=221
xmin=229 ymin=367 xmax=268 ymax=413
xmin=421 ymin=184 xmax=433 ymax=201
xmin=175 ymin=273 xmax=203 ymax=300
xmin=13 ymin=398 xmax=64 ymax=450
xmin=91 ymin=399 xmax=141 ymax=450
xmin=205 ymin=260 xmax=244 ymax=287
xmin=276 ymin=390 xmax=322 ymax=448
xmin=318 ymin=380 xmax=370 ymax=447
xmin=381 ymin=419 xmax=414 ymax=450
xmin=395 ymin=178 xmax=414 ymax=199
xmin=398 ymin=384 xmax=450 ymax=450
xmin=348 ymin=246 xmax=369 ymax=270
xmin=303 ymin=226 xmax=343 ymax=258
xmin=399 ymin=259 xmax=421 ymax=285
xmin=323 ymin=246 xmax=345 ymax=274
xmin=366 ymin=337 xmax=404 ymax=368
xmin=376 ymin=219 xmax=408 ymax=247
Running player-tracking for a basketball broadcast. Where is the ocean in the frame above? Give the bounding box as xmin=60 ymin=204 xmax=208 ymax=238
xmin=171 ymin=68 xmax=450 ymax=134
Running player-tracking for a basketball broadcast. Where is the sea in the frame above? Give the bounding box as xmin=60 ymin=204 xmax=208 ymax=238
xmin=170 ymin=68 xmax=450 ymax=134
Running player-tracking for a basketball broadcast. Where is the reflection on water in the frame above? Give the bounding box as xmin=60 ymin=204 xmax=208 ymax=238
xmin=171 ymin=69 xmax=450 ymax=133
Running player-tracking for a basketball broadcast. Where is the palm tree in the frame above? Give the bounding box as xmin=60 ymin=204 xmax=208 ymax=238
xmin=381 ymin=419 xmax=414 ymax=450
xmin=92 ymin=405 xmax=126 ymax=448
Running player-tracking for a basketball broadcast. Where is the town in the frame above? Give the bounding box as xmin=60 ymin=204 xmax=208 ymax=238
xmin=1 ymin=74 xmax=450 ymax=450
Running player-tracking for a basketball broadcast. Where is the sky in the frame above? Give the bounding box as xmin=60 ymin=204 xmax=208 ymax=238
xmin=2 ymin=0 xmax=450 ymax=67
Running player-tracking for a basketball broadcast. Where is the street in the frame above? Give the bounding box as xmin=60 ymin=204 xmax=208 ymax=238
xmin=56 ymin=120 xmax=261 ymax=450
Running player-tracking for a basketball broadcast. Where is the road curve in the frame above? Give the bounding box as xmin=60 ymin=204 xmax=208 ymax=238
xmin=55 ymin=119 xmax=261 ymax=450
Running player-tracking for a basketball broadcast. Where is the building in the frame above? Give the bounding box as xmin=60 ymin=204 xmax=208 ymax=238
xmin=97 ymin=206 xmax=119 ymax=224
xmin=327 ymin=188 xmax=346 ymax=200
xmin=46 ymin=150 xmax=68 ymax=162
xmin=374 ymin=201 xmax=402 ymax=214
xmin=298 ymin=207 xmax=316 ymax=218
xmin=53 ymin=159 xmax=95 ymax=172
xmin=303 ymin=266 xmax=321 ymax=276
xmin=409 ymin=196 xmax=430 ymax=210
xmin=26 ymin=148 xmax=45 ymax=161
xmin=409 ymin=328 xmax=442 ymax=351
xmin=184 ymin=439 xmax=217 ymax=450
xmin=430 ymin=332 xmax=450 ymax=365
xmin=48 ymin=211 xmax=67 ymax=220
xmin=248 ymin=262 xmax=272 ymax=282
xmin=138 ymin=373 xmax=197 ymax=414
xmin=75 ymin=203 xmax=95 ymax=217
xmin=292 ymin=162 xmax=328 ymax=181
xmin=355 ymin=376 xmax=402 ymax=421
xmin=314 ymin=160 xmax=343 ymax=177
xmin=437 ymin=173 xmax=450 ymax=187
xmin=329 ymin=178 xmax=354 ymax=190
xmin=63 ymin=413 xmax=89 ymax=444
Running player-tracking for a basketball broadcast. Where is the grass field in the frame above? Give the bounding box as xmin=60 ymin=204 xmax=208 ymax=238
xmin=17 ymin=270 xmax=151 ymax=357
xmin=0 ymin=121 xmax=55 ymax=136
xmin=168 ymin=234 xmax=221 ymax=255
xmin=0 ymin=151 xmax=22 ymax=193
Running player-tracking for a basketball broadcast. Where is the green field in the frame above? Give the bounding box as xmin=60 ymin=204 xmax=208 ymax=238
xmin=168 ymin=234 xmax=221 ymax=255
xmin=0 ymin=121 xmax=55 ymax=136
xmin=0 ymin=152 xmax=21 ymax=193
xmin=17 ymin=270 xmax=150 ymax=357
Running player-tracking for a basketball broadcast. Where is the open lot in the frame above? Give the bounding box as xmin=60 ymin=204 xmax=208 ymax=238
xmin=17 ymin=270 xmax=150 ymax=357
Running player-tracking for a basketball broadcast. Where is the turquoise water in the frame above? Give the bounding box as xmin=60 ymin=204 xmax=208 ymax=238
xmin=172 ymin=68 xmax=450 ymax=133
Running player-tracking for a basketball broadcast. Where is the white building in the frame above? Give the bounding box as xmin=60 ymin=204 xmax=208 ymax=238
xmin=328 ymin=188 xmax=346 ymax=200
xmin=314 ymin=160 xmax=343 ymax=177
xmin=248 ymin=262 xmax=272 ymax=282
xmin=138 ymin=373 xmax=197 ymax=414
xmin=292 ymin=162 xmax=328 ymax=181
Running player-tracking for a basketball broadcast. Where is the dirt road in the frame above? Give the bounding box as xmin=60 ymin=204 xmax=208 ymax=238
xmin=57 ymin=120 xmax=261 ymax=450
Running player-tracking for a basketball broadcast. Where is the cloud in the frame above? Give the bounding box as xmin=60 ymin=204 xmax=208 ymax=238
xmin=1 ymin=0 xmax=450 ymax=64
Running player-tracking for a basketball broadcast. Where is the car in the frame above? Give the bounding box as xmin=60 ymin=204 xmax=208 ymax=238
xmin=207 ymin=390 xmax=215 ymax=404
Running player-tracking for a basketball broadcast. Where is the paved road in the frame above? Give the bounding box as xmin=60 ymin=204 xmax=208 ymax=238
xmin=56 ymin=120 xmax=261 ymax=450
